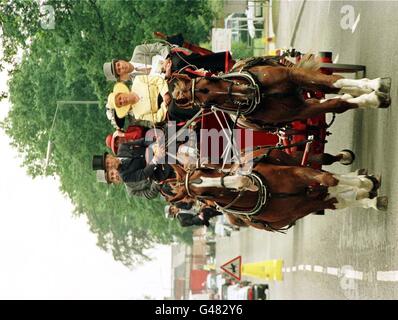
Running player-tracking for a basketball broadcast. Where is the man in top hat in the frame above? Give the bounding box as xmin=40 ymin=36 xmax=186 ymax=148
xmin=107 ymin=79 xmax=171 ymax=124
xmin=94 ymin=167 xmax=161 ymax=200
xmin=92 ymin=138 xmax=173 ymax=184
xmin=164 ymin=202 xmax=222 ymax=227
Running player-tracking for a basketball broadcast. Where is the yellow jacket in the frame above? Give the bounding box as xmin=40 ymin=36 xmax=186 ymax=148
xmin=129 ymin=75 xmax=169 ymax=123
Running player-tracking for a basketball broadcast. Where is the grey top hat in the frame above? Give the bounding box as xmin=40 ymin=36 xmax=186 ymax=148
xmin=103 ymin=59 xmax=117 ymax=81
xmin=96 ymin=170 xmax=108 ymax=183
xmin=92 ymin=153 xmax=108 ymax=171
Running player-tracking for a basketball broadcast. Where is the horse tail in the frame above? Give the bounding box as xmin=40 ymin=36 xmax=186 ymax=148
xmin=295 ymin=53 xmax=321 ymax=71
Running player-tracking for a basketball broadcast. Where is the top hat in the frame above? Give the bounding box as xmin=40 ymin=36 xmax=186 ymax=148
xmin=92 ymin=153 xmax=108 ymax=171
xmin=103 ymin=60 xmax=117 ymax=81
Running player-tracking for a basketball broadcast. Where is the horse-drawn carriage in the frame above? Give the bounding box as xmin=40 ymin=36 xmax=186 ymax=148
xmin=164 ymin=46 xmax=390 ymax=231
xmin=174 ymin=49 xmax=360 ymax=171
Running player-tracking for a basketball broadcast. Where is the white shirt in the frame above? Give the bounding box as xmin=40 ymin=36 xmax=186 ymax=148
xmin=129 ymin=55 xmax=166 ymax=79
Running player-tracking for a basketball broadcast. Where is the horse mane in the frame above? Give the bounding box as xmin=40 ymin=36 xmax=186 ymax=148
xmin=171 ymin=79 xmax=188 ymax=100
xmin=230 ymin=54 xmax=321 ymax=73
xmin=295 ymin=53 xmax=321 ymax=71
xmin=230 ymin=56 xmax=282 ymax=72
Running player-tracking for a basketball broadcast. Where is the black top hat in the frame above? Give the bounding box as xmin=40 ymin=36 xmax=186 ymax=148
xmin=92 ymin=153 xmax=108 ymax=171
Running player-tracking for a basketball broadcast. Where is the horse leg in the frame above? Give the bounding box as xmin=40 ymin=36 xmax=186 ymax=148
xmin=294 ymin=93 xmax=389 ymax=120
xmin=333 ymin=77 xmax=392 ymax=94
xmin=327 ymin=185 xmax=388 ymax=211
xmin=296 ymin=149 xmax=355 ymax=166
xmin=334 ymin=92 xmax=391 ymax=109
xmin=287 ymin=67 xmax=392 ymax=96
xmin=332 ymin=173 xmax=381 ymax=192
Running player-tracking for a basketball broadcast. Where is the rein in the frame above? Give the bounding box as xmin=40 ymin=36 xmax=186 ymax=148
xmin=184 ymin=169 xmax=194 ymax=198
xmin=214 ymin=172 xmax=268 ymax=217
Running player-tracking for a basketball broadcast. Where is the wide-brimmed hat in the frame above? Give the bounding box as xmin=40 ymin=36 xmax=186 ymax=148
xmin=107 ymin=82 xmax=131 ymax=118
xmin=106 ymin=104 xmax=126 ymax=130
xmin=105 ymin=133 xmax=118 ymax=154
xmin=103 ymin=60 xmax=117 ymax=81
xmin=92 ymin=153 xmax=108 ymax=171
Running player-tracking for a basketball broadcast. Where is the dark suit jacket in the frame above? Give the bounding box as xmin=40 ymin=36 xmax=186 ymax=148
xmin=117 ymin=139 xmax=156 ymax=183
xmin=124 ymin=180 xmax=160 ymax=199
xmin=117 ymin=140 xmax=172 ymax=183
xmin=177 ymin=213 xmax=208 ymax=227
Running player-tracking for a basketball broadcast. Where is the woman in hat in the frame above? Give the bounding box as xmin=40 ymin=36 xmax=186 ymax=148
xmin=105 ymin=125 xmax=146 ymax=155
xmin=107 ymin=78 xmax=171 ymax=124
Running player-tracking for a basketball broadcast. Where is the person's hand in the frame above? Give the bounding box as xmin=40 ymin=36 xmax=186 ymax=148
xmin=156 ymin=144 xmax=166 ymax=157
xmin=163 ymin=58 xmax=172 ymax=78
xmin=163 ymin=93 xmax=172 ymax=106
xmin=152 ymin=143 xmax=165 ymax=163
xmin=115 ymin=130 xmax=125 ymax=138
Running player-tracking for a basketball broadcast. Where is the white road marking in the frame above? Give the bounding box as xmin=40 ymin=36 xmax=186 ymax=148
xmin=376 ymin=271 xmax=398 ymax=282
xmin=281 ymin=264 xmax=398 ymax=283
xmin=343 ymin=269 xmax=363 ymax=280
xmin=327 ymin=267 xmax=340 ymax=276
xmin=351 ymin=13 xmax=361 ymax=33
xmin=313 ymin=265 xmax=324 ymax=273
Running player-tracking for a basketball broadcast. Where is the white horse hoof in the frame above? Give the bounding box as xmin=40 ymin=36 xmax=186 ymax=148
xmin=376 ymin=91 xmax=391 ymax=108
xmin=356 ymin=168 xmax=368 ymax=175
xmin=338 ymin=149 xmax=355 ymax=165
xmin=376 ymin=196 xmax=388 ymax=211
xmin=379 ymin=77 xmax=392 ymax=94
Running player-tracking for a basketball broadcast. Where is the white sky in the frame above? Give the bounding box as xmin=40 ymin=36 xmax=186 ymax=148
xmin=0 ymin=61 xmax=172 ymax=300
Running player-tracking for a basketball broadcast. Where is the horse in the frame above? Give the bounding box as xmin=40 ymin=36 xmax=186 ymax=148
xmin=165 ymin=148 xmax=387 ymax=232
xmin=171 ymin=56 xmax=392 ymax=130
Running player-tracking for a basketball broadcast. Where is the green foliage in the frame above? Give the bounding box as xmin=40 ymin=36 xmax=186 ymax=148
xmin=231 ymin=41 xmax=254 ymax=60
xmin=1 ymin=0 xmax=213 ymax=266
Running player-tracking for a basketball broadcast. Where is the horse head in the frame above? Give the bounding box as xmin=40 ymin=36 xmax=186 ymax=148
xmin=171 ymin=74 xmax=195 ymax=109
xmin=164 ymin=163 xmax=189 ymax=203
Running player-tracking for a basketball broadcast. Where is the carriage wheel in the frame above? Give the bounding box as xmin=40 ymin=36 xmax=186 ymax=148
xmin=339 ymin=149 xmax=356 ymax=165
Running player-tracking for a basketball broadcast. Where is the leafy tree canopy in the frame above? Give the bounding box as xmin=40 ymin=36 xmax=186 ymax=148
xmin=0 ymin=0 xmax=214 ymax=267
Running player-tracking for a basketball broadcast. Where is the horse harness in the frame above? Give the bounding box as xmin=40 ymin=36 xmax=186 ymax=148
xmin=218 ymin=72 xmax=261 ymax=116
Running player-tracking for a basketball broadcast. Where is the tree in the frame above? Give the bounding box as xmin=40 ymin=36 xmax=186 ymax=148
xmin=1 ymin=0 xmax=211 ymax=266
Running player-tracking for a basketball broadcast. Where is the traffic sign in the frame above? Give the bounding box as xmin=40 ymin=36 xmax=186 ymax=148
xmin=220 ymin=256 xmax=242 ymax=281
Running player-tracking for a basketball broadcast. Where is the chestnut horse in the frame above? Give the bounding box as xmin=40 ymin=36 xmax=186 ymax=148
xmin=171 ymin=56 xmax=392 ymax=129
xmin=166 ymin=149 xmax=387 ymax=232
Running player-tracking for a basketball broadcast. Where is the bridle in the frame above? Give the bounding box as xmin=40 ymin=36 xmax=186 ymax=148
xmin=182 ymin=73 xmax=261 ymax=112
